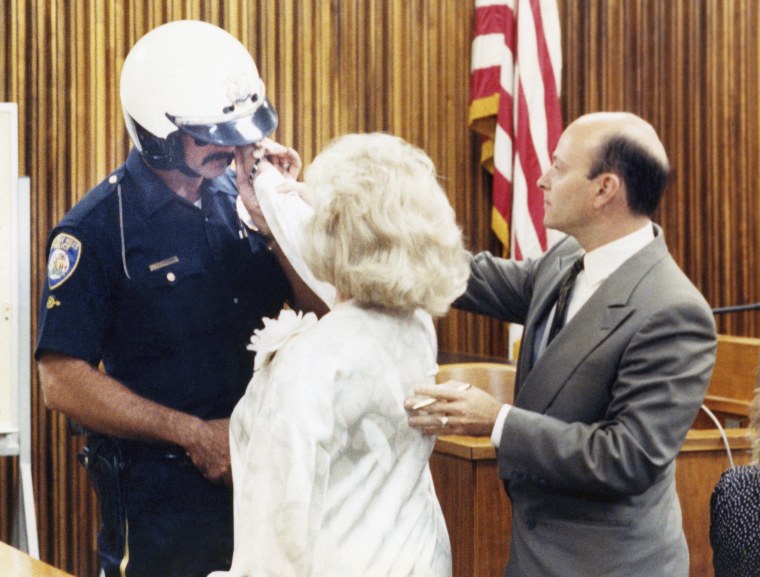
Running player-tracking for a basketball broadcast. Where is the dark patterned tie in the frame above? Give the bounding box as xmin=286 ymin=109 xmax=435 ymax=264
xmin=546 ymin=256 xmax=584 ymax=344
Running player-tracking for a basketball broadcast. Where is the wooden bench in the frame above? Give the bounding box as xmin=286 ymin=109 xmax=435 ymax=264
xmin=431 ymin=334 xmax=760 ymax=577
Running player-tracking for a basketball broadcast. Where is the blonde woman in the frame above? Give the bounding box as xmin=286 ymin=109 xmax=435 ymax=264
xmin=211 ymin=133 xmax=470 ymax=577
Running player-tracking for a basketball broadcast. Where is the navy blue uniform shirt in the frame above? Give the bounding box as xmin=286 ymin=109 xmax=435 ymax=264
xmin=36 ymin=149 xmax=291 ymax=419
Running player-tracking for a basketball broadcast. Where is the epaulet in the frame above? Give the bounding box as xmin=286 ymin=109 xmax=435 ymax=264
xmin=84 ymin=167 xmax=127 ymax=200
xmin=102 ymin=167 xmax=127 ymax=189
xmin=59 ymin=167 xmax=127 ymax=227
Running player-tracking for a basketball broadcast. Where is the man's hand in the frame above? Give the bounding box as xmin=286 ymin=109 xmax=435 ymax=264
xmin=405 ymin=380 xmax=503 ymax=437
xmin=183 ymin=418 xmax=232 ymax=486
xmin=234 ymin=145 xmax=271 ymax=236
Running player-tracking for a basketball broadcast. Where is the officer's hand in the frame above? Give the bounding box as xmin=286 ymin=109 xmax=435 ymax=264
xmin=405 ymin=381 xmax=503 ymax=437
xmin=184 ymin=418 xmax=232 ymax=486
xmin=234 ymin=146 xmax=272 ymax=237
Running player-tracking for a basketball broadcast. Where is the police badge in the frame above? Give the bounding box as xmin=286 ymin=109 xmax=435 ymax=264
xmin=47 ymin=232 xmax=82 ymax=290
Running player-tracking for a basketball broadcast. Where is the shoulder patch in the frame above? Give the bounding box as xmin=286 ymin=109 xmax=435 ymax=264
xmin=47 ymin=233 xmax=83 ymax=290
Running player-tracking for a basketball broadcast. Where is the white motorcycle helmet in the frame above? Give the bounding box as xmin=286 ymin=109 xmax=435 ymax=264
xmin=120 ymin=20 xmax=277 ymax=170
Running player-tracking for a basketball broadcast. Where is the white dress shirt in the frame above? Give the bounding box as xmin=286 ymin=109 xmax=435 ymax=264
xmin=491 ymin=223 xmax=656 ymax=447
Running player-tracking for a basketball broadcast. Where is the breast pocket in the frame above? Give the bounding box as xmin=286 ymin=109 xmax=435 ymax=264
xmin=145 ymin=257 xmax=204 ymax=292
xmin=114 ymin=256 xmax=223 ymax=350
xmin=151 ymin=258 xmax=224 ymax=331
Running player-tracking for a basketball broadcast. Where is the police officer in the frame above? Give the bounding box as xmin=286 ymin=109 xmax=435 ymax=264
xmin=35 ymin=20 xmax=324 ymax=577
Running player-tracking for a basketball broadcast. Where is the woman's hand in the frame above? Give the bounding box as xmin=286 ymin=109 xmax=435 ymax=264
xmin=256 ymin=138 xmax=309 ymax=201
xmin=235 ymin=139 xmax=306 ymax=233
xmin=256 ymin=138 xmax=302 ymax=180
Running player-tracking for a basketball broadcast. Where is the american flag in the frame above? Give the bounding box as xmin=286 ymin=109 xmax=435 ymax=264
xmin=470 ymin=0 xmax=563 ymax=260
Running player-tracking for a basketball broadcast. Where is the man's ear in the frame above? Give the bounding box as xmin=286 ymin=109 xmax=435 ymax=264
xmin=592 ymin=172 xmax=622 ymax=209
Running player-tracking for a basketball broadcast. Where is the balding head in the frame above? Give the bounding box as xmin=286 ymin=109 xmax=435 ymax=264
xmin=569 ymin=112 xmax=670 ymax=216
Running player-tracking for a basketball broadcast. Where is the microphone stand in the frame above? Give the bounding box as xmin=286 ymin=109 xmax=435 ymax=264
xmin=711 ymin=303 xmax=760 ymax=315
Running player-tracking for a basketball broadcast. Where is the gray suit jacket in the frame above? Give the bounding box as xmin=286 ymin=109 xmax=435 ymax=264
xmin=457 ymin=225 xmax=717 ymax=577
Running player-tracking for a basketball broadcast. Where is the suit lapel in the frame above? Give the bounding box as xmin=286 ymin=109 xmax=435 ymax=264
xmin=515 ymin=232 xmax=669 ymax=413
xmin=515 ymin=253 xmax=578 ymax=396
xmin=515 ymin=291 xmax=632 ymax=411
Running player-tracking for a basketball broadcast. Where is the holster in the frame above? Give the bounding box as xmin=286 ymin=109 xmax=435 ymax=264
xmin=79 ymin=435 xmax=129 ymax=577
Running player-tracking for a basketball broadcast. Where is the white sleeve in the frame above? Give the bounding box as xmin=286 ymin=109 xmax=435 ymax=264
xmin=225 ymin=357 xmax=336 ymax=577
xmin=229 ymin=415 xmax=331 ymax=577
xmin=490 ymin=403 xmax=512 ymax=448
xmin=252 ymin=167 xmax=337 ymax=308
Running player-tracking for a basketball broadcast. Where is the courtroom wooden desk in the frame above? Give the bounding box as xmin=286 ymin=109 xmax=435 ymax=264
xmin=0 ymin=541 xmax=75 ymax=577
xmin=432 ymin=336 xmax=759 ymax=577
xmin=430 ymin=435 xmax=510 ymax=577
xmin=430 ymin=428 xmax=751 ymax=577
xmin=678 ymin=428 xmax=752 ymax=577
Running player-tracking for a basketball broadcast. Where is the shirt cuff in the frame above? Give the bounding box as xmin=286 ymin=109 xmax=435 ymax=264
xmin=236 ymin=195 xmax=260 ymax=231
xmin=490 ymin=403 xmax=512 ymax=448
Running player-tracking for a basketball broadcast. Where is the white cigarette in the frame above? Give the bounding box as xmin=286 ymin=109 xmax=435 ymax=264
xmin=411 ymin=397 xmax=437 ymax=410
xmin=411 ymin=382 xmax=472 ymax=410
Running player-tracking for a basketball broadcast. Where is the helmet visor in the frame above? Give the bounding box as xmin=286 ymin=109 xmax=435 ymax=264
xmin=170 ymin=98 xmax=279 ymax=147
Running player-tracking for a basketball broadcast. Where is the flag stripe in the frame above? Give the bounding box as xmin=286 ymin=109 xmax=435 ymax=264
xmin=472 ymin=34 xmax=508 ymax=70
xmin=493 ymin=120 xmax=514 ymax=181
xmin=512 ymin=150 xmax=544 ymax=259
xmin=515 ymin=2 xmax=550 ymax=170
xmin=469 ymin=0 xmax=562 ymax=260
xmin=529 ymin=0 xmax=563 ymax=148
xmin=476 ymin=0 xmax=509 ymax=8
xmin=515 ymin=83 xmax=548 ymax=249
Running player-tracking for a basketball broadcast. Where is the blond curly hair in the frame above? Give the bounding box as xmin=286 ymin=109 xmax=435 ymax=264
xmin=302 ymin=132 xmax=470 ymax=317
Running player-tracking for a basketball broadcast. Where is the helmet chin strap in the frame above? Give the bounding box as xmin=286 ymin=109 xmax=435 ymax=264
xmin=170 ymin=133 xmax=202 ymax=178
xmin=140 ymin=127 xmax=235 ymax=179
xmin=177 ymin=160 xmax=201 ymax=178
xmin=136 ymin=127 xmax=200 ymax=177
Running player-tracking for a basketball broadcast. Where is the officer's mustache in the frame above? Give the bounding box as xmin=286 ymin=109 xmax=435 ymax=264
xmin=203 ymin=152 xmax=235 ymax=166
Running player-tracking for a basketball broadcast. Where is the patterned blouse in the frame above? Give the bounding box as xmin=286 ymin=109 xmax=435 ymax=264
xmin=710 ymin=464 xmax=760 ymax=576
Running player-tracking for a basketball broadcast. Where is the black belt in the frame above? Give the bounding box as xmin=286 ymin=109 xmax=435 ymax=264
xmin=86 ymin=435 xmax=192 ymax=465
xmin=120 ymin=440 xmax=191 ymax=463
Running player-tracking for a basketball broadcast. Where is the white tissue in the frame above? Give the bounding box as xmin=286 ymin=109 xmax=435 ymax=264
xmin=244 ymin=168 xmax=336 ymax=309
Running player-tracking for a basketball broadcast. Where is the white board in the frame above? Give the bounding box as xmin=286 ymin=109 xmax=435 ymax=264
xmin=0 ymin=103 xmax=36 ymax=555
xmin=0 ymin=103 xmax=20 ymax=451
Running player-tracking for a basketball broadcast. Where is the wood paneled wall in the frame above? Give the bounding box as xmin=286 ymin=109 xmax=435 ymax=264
xmin=1 ymin=1 xmax=758 ymax=575
xmin=560 ymin=0 xmax=760 ymax=338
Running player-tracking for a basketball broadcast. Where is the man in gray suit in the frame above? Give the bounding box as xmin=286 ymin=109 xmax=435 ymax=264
xmin=406 ymin=112 xmax=717 ymax=577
